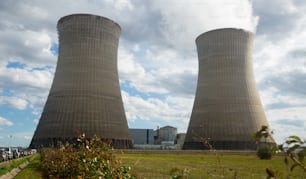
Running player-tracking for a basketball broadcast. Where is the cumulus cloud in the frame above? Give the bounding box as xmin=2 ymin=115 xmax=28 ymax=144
xmin=266 ymin=107 xmax=306 ymax=142
xmin=276 ymin=119 xmax=305 ymax=128
xmin=253 ymin=0 xmax=305 ymax=38
xmin=23 ymin=135 xmax=32 ymax=140
xmin=0 ymin=63 xmax=53 ymax=112
xmin=252 ymin=2 xmax=306 ymax=143
xmin=0 ymin=30 xmax=56 ymax=68
xmin=0 ymin=65 xmax=53 ymax=91
xmin=1 ymin=132 xmax=34 ymax=147
xmin=259 ymin=70 xmax=306 ymax=99
xmin=0 ymin=116 xmax=14 ymax=126
xmin=118 ymin=48 xmax=146 ymax=82
xmin=152 ymin=0 xmax=257 ymax=49
xmin=117 ymin=0 xmax=257 ymax=99
xmin=122 ymin=91 xmax=194 ymax=132
xmin=0 ymin=96 xmax=28 ymax=110
xmin=119 ymin=45 xmax=198 ymax=95
xmin=33 ymin=118 xmax=39 ymax=124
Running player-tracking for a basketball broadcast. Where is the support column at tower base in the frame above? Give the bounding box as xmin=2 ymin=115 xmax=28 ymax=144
xmin=30 ymin=137 xmax=133 ymax=149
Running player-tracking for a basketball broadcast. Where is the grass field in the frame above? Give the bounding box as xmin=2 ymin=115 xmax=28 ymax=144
xmin=15 ymin=150 xmax=306 ymax=178
xmin=117 ymin=150 xmax=306 ymax=179
xmin=14 ymin=155 xmax=42 ymax=179
xmin=0 ymin=154 xmax=36 ymax=177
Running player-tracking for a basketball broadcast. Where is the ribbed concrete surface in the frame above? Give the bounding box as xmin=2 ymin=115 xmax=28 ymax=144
xmin=30 ymin=14 xmax=132 ymax=148
xmin=183 ymin=28 xmax=275 ymax=150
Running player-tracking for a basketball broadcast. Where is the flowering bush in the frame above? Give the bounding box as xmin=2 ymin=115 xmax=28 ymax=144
xmin=39 ymin=134 xmax=135 ymax=178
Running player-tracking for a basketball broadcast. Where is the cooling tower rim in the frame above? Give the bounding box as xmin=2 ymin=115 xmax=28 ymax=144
xmin=195 ymin=28 xmax=253 ymax=43
xmin=58 ymin=13 xmax=121 ymax=30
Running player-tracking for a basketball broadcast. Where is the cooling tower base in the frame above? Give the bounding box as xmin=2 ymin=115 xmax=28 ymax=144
xmin=183 ymin=141 xmax=266 ymax=150
xmin=30 ymin=137 xmax=133 ymax=149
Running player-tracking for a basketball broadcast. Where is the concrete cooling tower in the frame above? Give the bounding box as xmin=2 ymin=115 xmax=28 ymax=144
xmin=183 ymin=28 xmax=275 ymax=150
xmin=30 ymin=14 xmax=132 ymax=148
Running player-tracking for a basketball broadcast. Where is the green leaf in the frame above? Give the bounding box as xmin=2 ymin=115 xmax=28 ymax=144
xmin=263 ymin=132 xmax=269 ymax=138
xmin=286 ymin=139 xmax=300 ymax=145
xmin=297 ymin=148 xmax=306 ymax=162
xmin=288 ymin=136 xmax=302 ymax=143
xmin=288 ymin=144 xmax=302 ymax=152
xmin=290 ymin=163 xmax=299 ymax=171
xmin=265 ymin=168 xmax=276 ymax=177
xmin=278 ymin=144 xmax=284 ymax=151
xmin=271 ymin=146 xmax=279 ymax=154
xmin=261 ymin=125 xmax=268 ymax=130
xmin=284 ymin=157 xmax=289 ymax=165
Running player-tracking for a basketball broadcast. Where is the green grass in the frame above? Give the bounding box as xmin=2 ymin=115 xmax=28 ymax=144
xmin=11 ymin=151 xmax=306 ymax=178
xmin=116 ymin=151 xmax=306 ymax=178
xmin=0 ymin=154 xmax=37 ymax=176
xmin=14 ymin=155 xmax=42 ymax=179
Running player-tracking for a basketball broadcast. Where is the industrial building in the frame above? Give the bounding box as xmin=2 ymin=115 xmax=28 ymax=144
xmin=129 ymin=129 xmax=155 ymax=145
xmin=30 ymin=14 xmax=132 ymax=148
xmin=129 ymin=126 xmax=181 ymax=149
xmin=154 ymin=126 xmax=177 ymax=144
xmin=183 ymin=28 xmax=275 ymax=150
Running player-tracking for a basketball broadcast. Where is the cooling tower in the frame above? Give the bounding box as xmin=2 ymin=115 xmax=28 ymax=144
xmin=183 ymin=28 xmax=275 ymax=150
xmin=30 ymin=14 xmax=132 ymax=148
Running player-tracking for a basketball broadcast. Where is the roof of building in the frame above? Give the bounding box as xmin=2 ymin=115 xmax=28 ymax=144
xmin=160 ymin=126 xmax=177 ymax=129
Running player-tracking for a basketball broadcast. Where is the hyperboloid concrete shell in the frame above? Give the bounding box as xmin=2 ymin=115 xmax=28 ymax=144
xmin=30 ymin=14 xmax=132 ymax=148
xmin=183 ymin=28 xmax=275 ymax=150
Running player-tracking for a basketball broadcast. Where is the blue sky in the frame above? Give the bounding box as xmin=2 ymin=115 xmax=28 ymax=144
xmin=0 ymin=0 xmax=306 ymax=147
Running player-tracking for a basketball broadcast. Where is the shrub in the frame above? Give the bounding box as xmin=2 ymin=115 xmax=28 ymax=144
xmin=253 ymin=125 xmax=275 ymax=160
xmin=39 ymin=134 xmax=135 ymax=178
xmin=257 ymin=145 xmax=273 ymax=160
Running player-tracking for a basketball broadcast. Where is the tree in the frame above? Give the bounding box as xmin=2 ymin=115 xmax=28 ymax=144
xmin=253 ymin=125 xmax=274 ymax=159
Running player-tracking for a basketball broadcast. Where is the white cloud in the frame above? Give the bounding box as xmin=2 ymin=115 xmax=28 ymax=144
xmin=114 ymin=0 xmax=134 ymax=11
xmin=33 ymin=118 xmax=39 ymax=124
xmin=0 ymin=62 xmax=53 ymax=112
xmin=254 ymin=0 xmax=304 ymax=37
xmin=0 ymin=96 xmax=27 ymax=110
xmin=252 ymin=0 xmax=306 ymax=144
xmin=0 ymin=29 xmax=56 ymax=68
xmin=0 ymin=116 xmax=14 ymax=126
xmin=0 ymin=65 xmax=53 ymax=90
xmin=0 ymin=132 xmax=34 ymax=147
xmin=266 ymin=107 xmax=306 ymax=143
xmin=150 ymin=0 xmax=258 ymax=53
xmin=24 ymin=135 xmax=32 ymax=140
xmin=122 ymin=91 xmax=193 ymax=132
xmin=118 ymin=48 xmax=146 ymax=81
xmin=119 ymin=45 xmax=198 ymax=95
